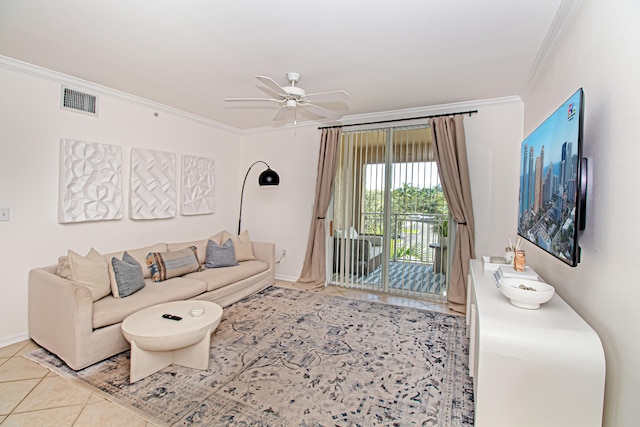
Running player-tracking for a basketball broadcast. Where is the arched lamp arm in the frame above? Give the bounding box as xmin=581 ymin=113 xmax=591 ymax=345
xmin=238 ymin=161 xmax=272 ymax=235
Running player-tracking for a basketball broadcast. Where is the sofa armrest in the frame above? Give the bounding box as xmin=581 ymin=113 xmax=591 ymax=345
xmin=251 ymin=241 xmax=275 ymax=270
xmin=28 ymin=267 xmax=95 ymax=367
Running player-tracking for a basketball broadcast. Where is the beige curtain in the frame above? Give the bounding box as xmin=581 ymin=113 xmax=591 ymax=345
xmin=430 ymin=116 xmax=476 ymax=305
xmin=294 ymin=127 xmax=342 ymax=291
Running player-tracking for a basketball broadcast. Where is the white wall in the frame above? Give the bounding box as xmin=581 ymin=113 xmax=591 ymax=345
xmin=0 ymin=64 xmax=241 ymax=344
xmin=239 ymin=126 xmax=321 ymax=281
xmin=520 ymin=1 xmax=639 ymax=425
xmin=465 ymin=100 xmax=524 ymax=257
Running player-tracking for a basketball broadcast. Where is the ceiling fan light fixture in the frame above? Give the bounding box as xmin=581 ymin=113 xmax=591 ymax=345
xmin=285 ymin=99 xmax=297 ymax=109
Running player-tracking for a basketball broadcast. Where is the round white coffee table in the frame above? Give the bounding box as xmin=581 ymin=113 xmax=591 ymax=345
xmin=121 ymin=300 xmax=223 ymax=383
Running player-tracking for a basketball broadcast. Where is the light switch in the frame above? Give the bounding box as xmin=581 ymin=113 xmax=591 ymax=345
xmin=0 ymin=207 xmax=10 ymax=221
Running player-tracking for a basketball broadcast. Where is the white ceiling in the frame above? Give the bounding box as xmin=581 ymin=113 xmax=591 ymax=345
xmin=0 ymin=0 xmax=566 ymax=130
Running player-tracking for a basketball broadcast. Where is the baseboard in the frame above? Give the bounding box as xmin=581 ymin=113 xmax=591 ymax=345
xmin=274 ymin=273 xmax=298 ymax=283
xmin=0 ymin=331 xmax=30 ymax=349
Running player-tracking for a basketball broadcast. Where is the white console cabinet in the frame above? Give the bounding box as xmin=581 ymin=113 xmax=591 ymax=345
xmin=466 ymin=259 xmax=605 ymax=427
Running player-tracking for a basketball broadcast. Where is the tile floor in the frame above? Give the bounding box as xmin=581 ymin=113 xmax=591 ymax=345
xmin=0 ymin=282 xmax=461 ymax=426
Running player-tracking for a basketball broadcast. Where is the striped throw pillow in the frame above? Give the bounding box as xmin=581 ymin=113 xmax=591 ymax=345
xmin=146 ymin=246 xmax=201 ymax=282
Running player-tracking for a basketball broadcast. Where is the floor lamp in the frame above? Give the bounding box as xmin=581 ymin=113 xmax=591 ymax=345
xmin=238 ymin=161 xmax=280 ymax=234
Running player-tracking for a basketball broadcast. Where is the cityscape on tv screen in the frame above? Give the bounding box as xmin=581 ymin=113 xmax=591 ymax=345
xmin=517 ymin=90 xmax=582 ymax=265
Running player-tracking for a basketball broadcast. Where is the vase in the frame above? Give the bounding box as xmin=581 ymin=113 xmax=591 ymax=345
xmin=504 ymin=250 xmax=515 ymax=264
xmin=514 ymin=250 xmax=526 ymax=272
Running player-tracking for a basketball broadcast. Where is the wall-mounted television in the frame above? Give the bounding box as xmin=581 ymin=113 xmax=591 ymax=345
xmin=517 ymin=88 xmax=587 ymax=267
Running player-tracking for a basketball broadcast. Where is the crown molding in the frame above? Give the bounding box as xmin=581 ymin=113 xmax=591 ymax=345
xmin=1 ymin=54 xmax=523 ymax=136
xmin=522 ymin=0 xmax=583 ymax=97
xmin=338 ymin=96 xmax=522 ymax=127
xmin=0 ymin=55 xmax=241 ymax=134
xmin=239 ymin=96 xmax=523 ymax=135
xmin=238 ymin=120 xmax=319 ymax=135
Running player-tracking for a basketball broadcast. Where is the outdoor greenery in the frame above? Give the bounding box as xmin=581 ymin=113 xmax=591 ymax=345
xmin=391 ymin=242 xmax=425 ymax=259
xmin=364 ymin=183 xmax=448 ymax=216
xmin=363 ymin=184 xmax=448 ymax=236
xmin=436 ymin=219 xmax=448 ymax=238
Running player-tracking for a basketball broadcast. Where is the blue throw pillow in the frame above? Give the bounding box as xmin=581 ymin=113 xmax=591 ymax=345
xmin=111 ymin=252 xmax=145 ymax=298
xmin=205 ymin=238 xmax=239 ymax=268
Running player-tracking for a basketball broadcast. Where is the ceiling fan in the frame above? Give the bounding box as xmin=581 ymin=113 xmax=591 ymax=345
xmin=224 ymin=72 xmax=349 ymax=123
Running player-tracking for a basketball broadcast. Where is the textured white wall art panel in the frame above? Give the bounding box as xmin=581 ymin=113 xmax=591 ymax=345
xmin=58 ymin=139 xmax=123 ymax=223
xmin=130 ymin=148 xmax=177 ymax=219
xmin=181 ymin=155 xmax=215 ymax=215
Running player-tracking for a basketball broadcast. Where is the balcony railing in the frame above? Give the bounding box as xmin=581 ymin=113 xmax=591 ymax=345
xmin=331 ymin=211 xmax=449 ymax=298
xmin=361 ymin=211 xmax=448 ymax=265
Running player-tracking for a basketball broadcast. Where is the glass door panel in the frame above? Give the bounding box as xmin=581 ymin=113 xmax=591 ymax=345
xmin=330 ymin=125 xmax=449 ymax=300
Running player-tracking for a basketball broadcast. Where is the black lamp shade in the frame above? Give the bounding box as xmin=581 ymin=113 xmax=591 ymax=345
xmin=238 ymin=162 xmax=280 ymax=234
xmin=258 ymin=168 xmax=280 ymax=186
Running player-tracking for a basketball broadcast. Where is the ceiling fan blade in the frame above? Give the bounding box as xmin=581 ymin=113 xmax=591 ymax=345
xmin=224 ymin=97 xmax=281 ymax=103
xmin=256 ymin=76 xmax=288 ymax=97
xmin=304 ymin=90 xmax=350 ymax=103
xmin=273 ymin=107 xmax=290 ymax=121
xmin=302 ymin=103 xmax=342 ymax=120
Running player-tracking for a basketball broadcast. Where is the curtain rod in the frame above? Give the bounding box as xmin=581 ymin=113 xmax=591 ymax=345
xmin=318 ymin=109 xmax=478 ymax=130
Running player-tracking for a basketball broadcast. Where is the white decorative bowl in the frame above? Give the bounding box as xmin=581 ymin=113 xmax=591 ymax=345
xmin=498 ymin=278 xmax=555 ymax=309
xmin=189 ymin=306 xmax=204 ymax=317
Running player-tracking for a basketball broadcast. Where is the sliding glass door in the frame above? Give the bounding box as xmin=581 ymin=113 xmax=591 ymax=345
xmin=329 ymin=125 xmax=449 ymax=300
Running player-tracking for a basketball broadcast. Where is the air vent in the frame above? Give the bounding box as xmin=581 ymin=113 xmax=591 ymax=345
xmin=61 ymin=86 xmax=98 ymax=116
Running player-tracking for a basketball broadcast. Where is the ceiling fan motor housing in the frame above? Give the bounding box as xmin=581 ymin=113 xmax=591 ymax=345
xmin=283 ymin=86 xmax=305 ymax=99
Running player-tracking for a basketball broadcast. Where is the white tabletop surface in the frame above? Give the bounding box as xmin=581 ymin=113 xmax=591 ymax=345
xmin=122 ymin=300 xmax=223 ymax=339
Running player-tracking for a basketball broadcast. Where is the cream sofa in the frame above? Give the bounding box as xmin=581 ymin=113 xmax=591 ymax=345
xmin=28 ymin=233 xmax=275 ymax=370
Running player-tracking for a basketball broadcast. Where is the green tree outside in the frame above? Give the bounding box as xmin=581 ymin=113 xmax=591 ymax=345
xmin=363 ymin=184 xmax=448 ymax=235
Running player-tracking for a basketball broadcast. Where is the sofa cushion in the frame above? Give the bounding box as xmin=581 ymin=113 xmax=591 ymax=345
xmin=205 ymin=238 xmax=238 ymax=268
xmin=63 ymin=248 xmax=111 ymax=302
xmin=109 ymin=252 xmax=145 ymax=298
xmin=167 ymin=239 xmax=208 ymax=265
xmin=186 ymin=260 xmax=268 ymax=292
xmin=92 ymin=276 xmax=207 ymax=329
xmin=221 ymin=230 xmax=256 ymax=261
xmin=147 ymin=246 xmax=201 ymax=282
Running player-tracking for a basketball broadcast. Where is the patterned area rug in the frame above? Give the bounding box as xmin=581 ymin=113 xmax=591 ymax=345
xmin=26 ymin=287 xmax=474 ymax=426
xmin=363 ymin=262 xmax=447 ymax=295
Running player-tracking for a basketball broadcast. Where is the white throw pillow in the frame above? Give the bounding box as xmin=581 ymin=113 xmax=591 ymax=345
xmin=209 ymin=231 xmax=224 ymax=245
xmin=221 ymin=230 xmax=256 ymax=262
xmin=66 ymin=248 xmax=111 ymax=301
